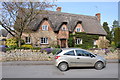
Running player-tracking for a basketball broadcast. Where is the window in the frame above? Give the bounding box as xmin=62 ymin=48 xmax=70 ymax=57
xmin=76 ymin=38 xmax=82 ymax=44
xmin=64 ymin=50 xmax=75 ymax=56
xmin=40 ymin=37 xmax=48 ymax=44
xmin=62 ymin=26 xmax=66 ymax=30
xmin=76 ymin=50 xmax=94 ymax=57
xmin=42 ymin=25 xmax=48 ymax=31
xmin=25 ymin=37 xmax=31 ymax=44
xmin=93 ymin=40 xmax=97 ymax=45
xmin=56 ymin=49 xmax=62 ymax=55
xmin=76 ymin=50 xmax=85 ymax=56
xmin=76 ymin=28 xmax=81 ymax=32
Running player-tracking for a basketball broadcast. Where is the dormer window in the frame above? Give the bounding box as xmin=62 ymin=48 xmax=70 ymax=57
xmin=42 ymin=25 xmax=48 ymax=31
xmin=62 ymin=27 xmax=66 ymax=31
xmin=76 ymin=28 xmax=81 ymax=32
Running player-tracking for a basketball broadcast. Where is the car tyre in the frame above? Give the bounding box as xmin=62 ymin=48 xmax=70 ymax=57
xmin=58 ymin=62 xmax=68 ymax=71
xmin=95 ymin=61 xmax=104 ymax=70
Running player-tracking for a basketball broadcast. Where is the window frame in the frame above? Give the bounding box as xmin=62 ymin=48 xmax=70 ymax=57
xmin=64 ymin=50 xmax=75 ymax=56
xmin=76 ymin=38 xmax=82 ymax=44
xmin=42 ymin=25 xmax=48 ymax=31
xmin=93 ymin=40 xmax=97 ymax=45
xmin=76 ymin=28 xmax=81 ymax=32
xmin=61 ymin=26 xmax=67 ymax=31
xmin=75 ymin=50 xmax=95 ymax=57
xmin=40 ymin=37 xmax=48 ymax=44
xmin=25 ymin=37 xmax=31 ymax=44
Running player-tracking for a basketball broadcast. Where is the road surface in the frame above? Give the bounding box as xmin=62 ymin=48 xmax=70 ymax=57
xmin=2 ymin=63 xmax=118 ymax=78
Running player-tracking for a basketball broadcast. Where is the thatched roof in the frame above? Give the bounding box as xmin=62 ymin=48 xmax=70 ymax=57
xmin=17 ymin=10 xmax=107 ymax=36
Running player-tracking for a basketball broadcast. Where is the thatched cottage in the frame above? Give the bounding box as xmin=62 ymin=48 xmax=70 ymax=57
xmin=20 ymin=7 xmax=107 ymax=48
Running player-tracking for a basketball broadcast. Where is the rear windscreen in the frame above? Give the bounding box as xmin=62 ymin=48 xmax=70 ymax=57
xmin=56 ymin=49 xmax=62 ymax=55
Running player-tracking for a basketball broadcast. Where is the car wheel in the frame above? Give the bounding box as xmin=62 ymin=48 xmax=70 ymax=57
xmin=58 ymin=62 xmax=68 ymax=71
xmin=95 ymin=61 xmax=104 ymax=70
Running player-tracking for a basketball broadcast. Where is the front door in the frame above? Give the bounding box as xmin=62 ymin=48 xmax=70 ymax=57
xmin=61 ymin=39 xmax=66 ymax=48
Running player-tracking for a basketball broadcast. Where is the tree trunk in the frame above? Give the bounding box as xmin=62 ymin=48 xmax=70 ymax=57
xmin=18 ymin=32 xmax=22 ymax=47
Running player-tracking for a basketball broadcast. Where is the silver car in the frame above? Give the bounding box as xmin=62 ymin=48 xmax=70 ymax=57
xmin=54 ymin=48 xmax=106 ymax=71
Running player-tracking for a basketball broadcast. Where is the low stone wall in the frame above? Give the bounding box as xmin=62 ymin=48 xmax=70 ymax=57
xmin=0 ymin=49 xmax=119 ymax=62
xmin=89 ymin=49 xmax=119 ymax=59
xmin=0 ymin=50 xmax=54 ymax=62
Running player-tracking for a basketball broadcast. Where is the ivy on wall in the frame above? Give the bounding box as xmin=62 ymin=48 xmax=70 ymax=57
xmin=68 ymin=32 xmax=99 ymax=49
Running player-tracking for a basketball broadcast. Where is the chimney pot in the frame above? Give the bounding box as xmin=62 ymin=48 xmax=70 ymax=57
xmin=56 ymin=7 xmax=62 ymax=12
xmin=95 ymin=13 xmax=101 ymax=22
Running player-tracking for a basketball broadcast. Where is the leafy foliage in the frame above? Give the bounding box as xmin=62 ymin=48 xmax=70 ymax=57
xmin=6 ymin=37 xmax=18 ymax=47
xmin=21 ymin=44 xmax=33 ymax=49
xmin=103 ymin=22 xmax=112 ymax=43
xmin=114 ymin=27 xmax=120 ymax=48
xmin=68 ymin=32 xmax=99 ymax=49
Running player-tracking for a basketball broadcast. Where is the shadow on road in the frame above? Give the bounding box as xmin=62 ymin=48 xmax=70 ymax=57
xmin=69 ymin=67 xmax=95 ymax=70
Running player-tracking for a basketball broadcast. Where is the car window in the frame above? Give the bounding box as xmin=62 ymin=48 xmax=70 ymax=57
xmin=64 ymin=50 xmax=75 ymax=56
xmin=56 ymin=49 xmax=62 ymax=55
xmin=76 ymin=50 xmax=93 ymax=57
xmin=75 ymin=50 xmax=85 ymax=56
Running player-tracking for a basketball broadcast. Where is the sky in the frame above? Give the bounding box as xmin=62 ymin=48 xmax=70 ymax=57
xmin=51 ymin=2 xmax=118 ymax=28
xmin=0 ymin=2 xmax=118 ymax=29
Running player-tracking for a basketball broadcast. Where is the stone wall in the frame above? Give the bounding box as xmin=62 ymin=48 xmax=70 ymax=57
xmin=89 ymin=49 xmax=119 ymax=59
xmin=0 ymin=50 xmax=54 ymax=62
xmin=0 ymin=49 xmax=119 ymax=62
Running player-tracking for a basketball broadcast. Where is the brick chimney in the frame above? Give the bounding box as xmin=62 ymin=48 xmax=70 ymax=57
xmin=56 ymin=7 xmax=61 ymax=12
xmin=95 ymin=13 xmax=101 ymax=22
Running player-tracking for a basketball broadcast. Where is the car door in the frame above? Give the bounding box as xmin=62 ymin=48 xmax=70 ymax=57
xmin=75 ymin=49 xmax=96 ymax=67
xmin=63 ymin=50 xmax=78 ymax=67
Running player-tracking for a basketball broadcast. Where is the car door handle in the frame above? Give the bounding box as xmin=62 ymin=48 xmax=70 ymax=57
xmin=77 ymin=58 xmax=80 ymax=59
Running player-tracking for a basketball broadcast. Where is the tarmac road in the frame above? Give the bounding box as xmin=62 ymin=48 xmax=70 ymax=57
xmin=2 ymin=63 xmax=118 ymax=78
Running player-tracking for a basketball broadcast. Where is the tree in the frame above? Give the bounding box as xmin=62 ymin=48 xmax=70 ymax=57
xmin=96 ymin=37 xmax=110 ymax=49
xmin=0 ymin=2 xmax=55 ymax=47
xmin=114 ymin=27 xmax=120 ymax=48
xmin=112 ymin=20 xmax=119 ymax=28
xmin=103 ymin=22 xmax=112 ymax=43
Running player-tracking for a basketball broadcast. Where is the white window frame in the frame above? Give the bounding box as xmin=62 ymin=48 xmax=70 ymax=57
xmin=25 ymin=37 xmax=31 ymax=44
xmin=40 ymin=37 xmax=48 ymax=44
xmin=42 ymin=25 xmax=48 ymax=31
xmin=93 ymin=40 xmax=97 ymax=45
xmin=76 ymin=38 xmax=82 ymax=44
xmin=76 ymin=28 xmax=81 ymax=32
xmin=62 ymin=26 xmax=66 ymax=31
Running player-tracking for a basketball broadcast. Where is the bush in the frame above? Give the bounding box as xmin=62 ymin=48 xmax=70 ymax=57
xmin=75 ymin=44 xmax=94 ymax=49
xmin=6 ymin=37 xmax=17 ymax=47
xmin=51 ymin=48 xmax=60 ymax=55
xmin=52 ymin=45 xmax=60 ymax=48
xmin=21 ymin=44 xmax=33 ymax=49
xmin=32 ymin=47 xmax=41 ymax=50
xmin=40 ymin=48 xmax=54 ymax=54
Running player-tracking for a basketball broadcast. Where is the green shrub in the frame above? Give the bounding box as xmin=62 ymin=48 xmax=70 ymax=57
xmin=21 ymin=44 xmax=33 ymax=49
xmin=32 ymin=47 xmax=41 ymax=50
xmin=52 ymin=45 xmax=60 ymax=48
xmin=52 ymin=48 xmax=60 ymax=55
xmin=6 ymin=37 xmax=18 ymax=47
xmin=74 ymin=44 xmax=94 ymax=49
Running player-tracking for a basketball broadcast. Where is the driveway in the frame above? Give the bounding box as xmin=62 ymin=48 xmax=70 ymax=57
xmin=2 ymin=63 xmax=118 ymax=78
